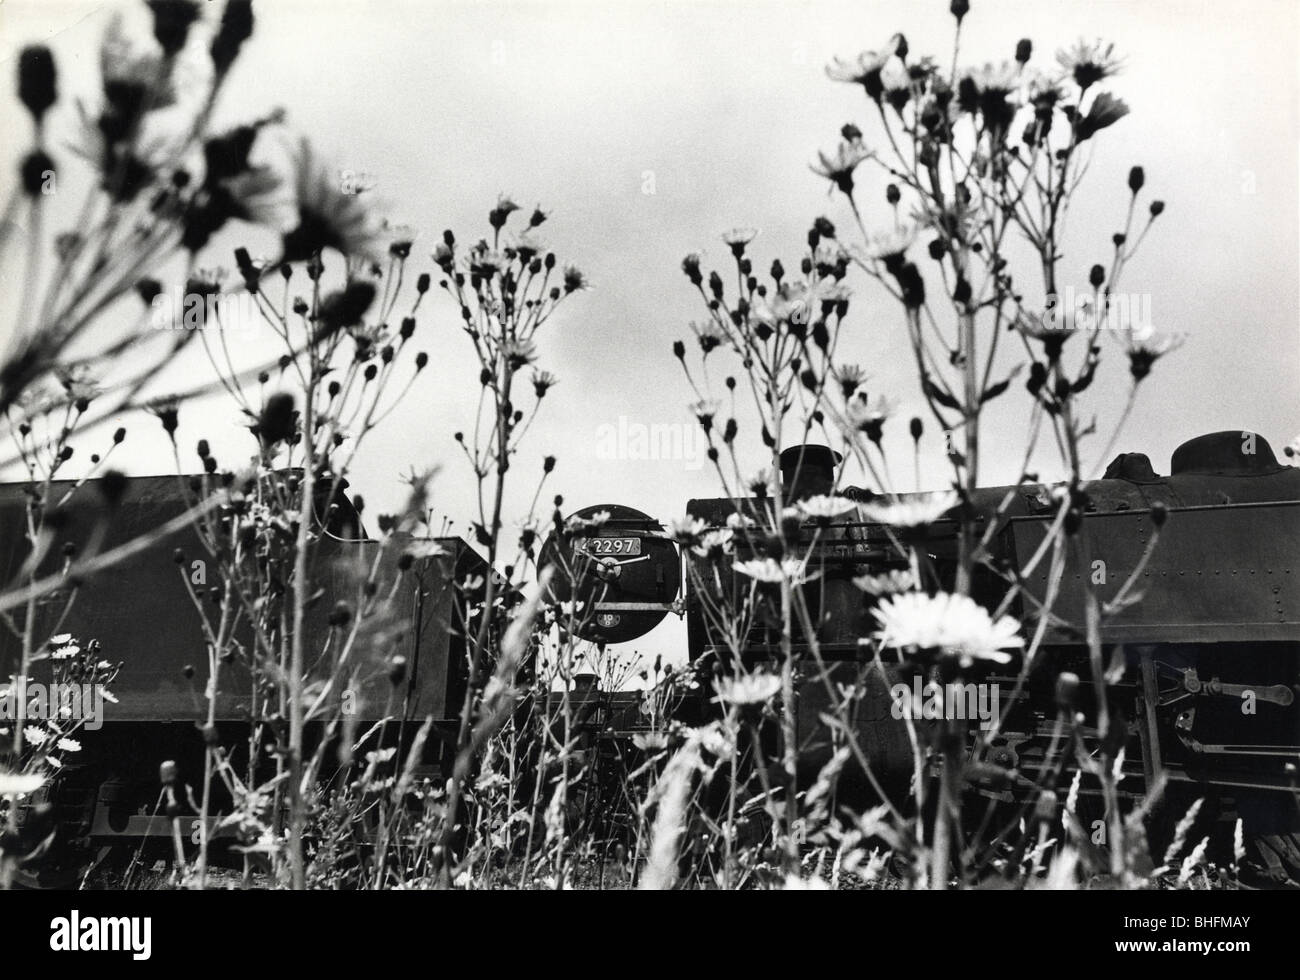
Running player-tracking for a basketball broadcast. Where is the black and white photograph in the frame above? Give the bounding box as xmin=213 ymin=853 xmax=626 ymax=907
xmin=0 ymin=0 xmax=1296 ymax=954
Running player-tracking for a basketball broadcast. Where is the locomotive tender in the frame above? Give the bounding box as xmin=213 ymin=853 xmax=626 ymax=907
xmin=0 ymin=475 xmax=481 ymax=877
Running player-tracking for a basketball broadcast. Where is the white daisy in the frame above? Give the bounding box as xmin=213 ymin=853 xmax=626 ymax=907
xmin=733 ymin=557 xmax=809 ymax=585
xmin=632 ymin=732 xmax=669 ymax=752
xmin=0 ymin=771 xmax=45 ymax=796
xmin=858 ymin=490 xmax=959 ymax=528
xmin=691 ymin=528 xmax=734 ymax=558
xmin=716 ymin=671 xmax=782 ymax=706
xmin=873 ymin=591 xmax=1023 ymax=666
xmin=1056 ymin=38 xmax=1124 ymax=89
xmin=852 ymin=568 xmax=917 ymax=596
xmin=795 ymin=495 xmax=857 ymax=522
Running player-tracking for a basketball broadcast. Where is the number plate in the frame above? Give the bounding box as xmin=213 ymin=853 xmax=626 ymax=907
xmin=586 ymin=536 xmax=642 ymax=556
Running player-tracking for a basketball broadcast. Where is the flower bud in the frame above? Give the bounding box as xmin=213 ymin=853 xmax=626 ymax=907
xmin=148 ymin=0 xmax=203 ymax=57
xmin=1015 ymin=38 xmax=1032 ymax=64
xmin=1054 ymin=671 xmax=1080 ymax=711
xmin=1034 ymin=788 xmax=1058 ymax=824
xmin=18 ymin=46 xmax=57 ymax=122
xmin=20 ymin=150 xmax=54 ymax=198
xmin=1127 ymin=165 xmax=1144 ymax=194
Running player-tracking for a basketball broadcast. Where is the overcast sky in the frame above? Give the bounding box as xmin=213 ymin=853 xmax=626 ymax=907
xmin=2 ymin=0 xmax=1297 ymax=666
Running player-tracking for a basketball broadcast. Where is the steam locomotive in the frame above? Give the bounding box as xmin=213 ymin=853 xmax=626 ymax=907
xmin=553 ymin=430 xmax=1300 ymax=883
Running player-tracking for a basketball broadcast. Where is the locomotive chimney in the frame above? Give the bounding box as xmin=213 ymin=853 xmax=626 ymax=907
xmin=778 ymin=444 xmax=842 ymax=501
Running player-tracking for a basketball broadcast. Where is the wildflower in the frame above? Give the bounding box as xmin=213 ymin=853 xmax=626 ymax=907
xmin=489 ymin=194 xmax=520 ymax=231
xmin=859 ymin=490 xmax=958 ymax=528
xmin=681 ymin=252 xmax=703 ymax=286
xmin=694 ymin=723 xmax=734 ymax=758
xmin=1075 ymin=91 xmax=1129 ymax=140
xmin=746 ymin=469 xmax=775 ymax=498
xmin=852 ymin=568 xmax=917 ymax=596
xmin=147 ymin=398 xmax=181 ymax=437
xmin=958 ymin=62 xmax=1023 ymax=137
xmin=23 ymin=725 xmax=50 ymax=747
xmin=795 ymin=494 xmax=857 ymax=523
xmin=512 ymin=228 xmax=544 ymax=262
xmin=49 ymin=633 xmax=73 ymax=645
xmin=810 ymin=141 xmax=873 ymax=196
xmin=782 ymin=874 xmax=831 ymax=890
xmin=873 ymin=591 xmax=1023 ymax=667
xmin=566 ymin=510 xmax=609 ymax=534
xmin=0 ymin=771 xmax=45 ymax=796
xmin=381 ymin=221 xmax=418 ymax=260
xmin=1057 ymin=39 xmax=1123 ymax=91
xmin=1017 ymin=309 xmax=1072 ymax=360
xmin=726 ymin=511 xmax=756 ymax=530
xmin=690 ymin=319 xmax=727 ymax=355
xmin=733 ymin=557 xmax=809 ymax=585
xmin=472 ymin=248 xmax=508 ymax=275
xmin=826 ymin=45 xmax=898 ymax=101
xmin=99 ymin=14 xmax=178 ymax=118
xmin=633 ymin=732 xmax=669 ymax=752
xmin=881 ymin=63 xmax=914 ymax=113
xmin=257 ymin=392 xmax=297 ymax=445
xmin=690 ymin=399 xmax=720 ymax=432
xmin=1126 ymin=331 xmax=1181 ymax=382
xmin=57 ymin=738 xmax=82 ymax=753
xmin=669 ymin=516 xmax=706 ymax=544
xmin=692 ymin=528 xmax=733 ymax=559
xmin=502 ymin=338 xmax=537 ymax=369
xmin=721 ymin=227 xmax=759 ymax=258
xmin=844 ymin=392 xmax=894 ymax=441
xmin=716 ymin=671 xmax=782 ymax=706
xmin=531 ymin=370 xmax=558 ymax=398
xmin=281 ymin=139 xmax=382 ymax=263
xmin=860 ymin=225 xmax=918 ymax=268
xmin=563 ymin=264 xmax=589 ymax=293
xmin=753 ymin=280 xmax=818 ymax=330
xmin=51 ymin=644 xmax=80 ymax=660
